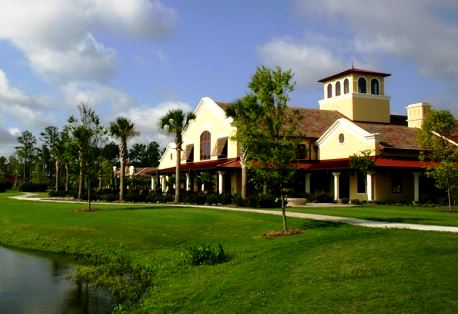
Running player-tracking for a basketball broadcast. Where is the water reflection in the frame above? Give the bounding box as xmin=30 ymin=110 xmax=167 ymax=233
xmin=0 ymin=246 xmax=115 ymax=314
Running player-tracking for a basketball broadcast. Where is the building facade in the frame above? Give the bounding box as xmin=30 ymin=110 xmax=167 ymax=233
xmin=158 ymin=68 xmax=457 ymax=203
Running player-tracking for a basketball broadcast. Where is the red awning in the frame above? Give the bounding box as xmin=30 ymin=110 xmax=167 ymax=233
xmin=158 ymin=158 xmax=240 ymax=174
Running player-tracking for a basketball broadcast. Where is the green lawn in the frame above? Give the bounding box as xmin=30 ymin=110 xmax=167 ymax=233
xmin=1 ymin=191 xmax=458 ymax=313
xmin=287 ymin=203 xmax=458 ymax=227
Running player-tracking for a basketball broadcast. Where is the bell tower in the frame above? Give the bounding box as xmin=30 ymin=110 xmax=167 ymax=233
xmin=318 ymin=68 xmax=391 ymax=123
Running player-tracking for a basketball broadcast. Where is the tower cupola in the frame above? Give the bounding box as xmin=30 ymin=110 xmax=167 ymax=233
xmin=318 ymin=68 xmax=391 ymax=123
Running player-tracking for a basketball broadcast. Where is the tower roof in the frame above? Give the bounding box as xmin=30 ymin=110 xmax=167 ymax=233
xmin=318 ymin=68 xmax=391 ymax=83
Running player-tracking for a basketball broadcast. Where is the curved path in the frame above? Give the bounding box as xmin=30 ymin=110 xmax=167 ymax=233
xmin=10 ymin=193 xmax=458 ymax=234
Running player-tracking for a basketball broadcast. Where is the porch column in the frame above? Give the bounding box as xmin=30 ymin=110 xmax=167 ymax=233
xmin=185 ymin=173 xmax=191 ymax=191
xmin=332 ymin=172 xmax=340 ymax=201
xmin=413 ymin=172 xmax=421 ymax=203
xmin=218 ymin=171 xmax=225 ymax=194
xmin=305 ymin=173 xmax=311 ymax=194
xmin=151 ymin=176 xmax=156 ymax=191
xmin=160 ymin=175 xmax=166 ymax=193
xmin=367 ymin=173 xmax=374 ymax=201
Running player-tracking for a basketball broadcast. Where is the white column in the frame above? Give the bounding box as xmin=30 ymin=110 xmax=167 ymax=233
xmin=305 ymin=173 xmax=311 ymax=194
xmin=332 ymin=172 xmax=340 ymax=201
xmin=367 ymin=173 xmax=374 ymax=201
xmin=413 ymin=172 xmax=421 ymax=202
xmin=185 ymin=173 xmax=191 ymax=191
xmin=218 ymin=171 xmax=225 ymax=194
xmin=151 ymin=176 xmax=156 ymax=191
xmin=160 ymin=175 xmax=166 ymax=193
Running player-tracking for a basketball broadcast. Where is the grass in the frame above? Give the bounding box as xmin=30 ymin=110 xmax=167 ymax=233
xmin=288 ymin=203 xmax=458 ymax=226
xmin=1 ymin=191 xmax=458 ymax=313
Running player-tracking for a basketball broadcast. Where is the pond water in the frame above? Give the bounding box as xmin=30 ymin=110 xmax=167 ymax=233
xmin=0 ymin=246 xmax=115 ymax=314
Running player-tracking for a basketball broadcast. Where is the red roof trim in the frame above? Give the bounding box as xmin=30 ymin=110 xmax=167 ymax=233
xmin=158 ymin=158 xmax=240 ymax=173
xmin=318 ymin=68 xmax=391 ymax=83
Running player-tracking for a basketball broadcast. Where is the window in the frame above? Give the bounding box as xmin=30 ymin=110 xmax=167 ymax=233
xmin=296 ymin=144 xmax=307 ymax=160
xmin=182 ymin=144 xmax=194 ymax=162
xmin=212 ymin=137 xmax=228 ymax=159
xmin=338 ymin=133 xmax=345 ymax=143
xmin=391 ymin=174 xmax=402 ymax=194
xmin=371 ymin=79 xmax=379 ymax=95
xmin=358 ymin=77 xmax=367 ymax=93
xmin=357 ymin=172 xmax=366 ymax=193
xmin=200 ymin=131 xmax=211 ymax=160
xmin=344 ymin=79 xmax=350 ymax=94
xmin=335 ymin=81 xmax=341 ymax=96
xmin=327 ymin=83 xmax=333 ymax=98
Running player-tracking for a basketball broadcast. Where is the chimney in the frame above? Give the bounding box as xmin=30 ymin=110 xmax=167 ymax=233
xmin=406 ymin=102 xmax=431 ymax=128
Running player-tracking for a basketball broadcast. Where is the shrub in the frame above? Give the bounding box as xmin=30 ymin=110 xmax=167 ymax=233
xmin=340 ymin=198 xmax=349 ymax=204
xmin=19 ymin=182 xmax=48 ymax=192
xmin=232 ymin=193 xmax=245 ymax=207
xmin=206 ymin=193 xmax=220 ymax=205
xmin=183 ymin=243 xmax=228 ymax=266
xmin=311 ymin=191 xmax=334 ymax=203
xmin=350 ymin=199 xmax=362 ymax=205
xmin=0 ymin=182 xmax=6 ymax=193
xmin=257 ymin=194 xmax=281 ymax=208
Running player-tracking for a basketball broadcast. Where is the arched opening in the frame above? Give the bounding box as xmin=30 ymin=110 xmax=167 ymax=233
xmin=371 ymin=79 xmax=380 ymax=95
xmin=335 ymin=81 xmax=341 ymax=96
xmin=344 ymin=78 xmax=350 ymax=94
xmin=358 ymin=77 xmax=367 ymax=93
xmin=200 ymin=131 xmax=211 ymax=160
xmin=327 ymin=83 xmax=333 ymax=98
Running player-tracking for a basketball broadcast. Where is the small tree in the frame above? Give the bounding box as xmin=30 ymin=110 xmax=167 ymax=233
xmin=419 ymin=109 xmax=458 ymax=211
xmin=159 ymin=109 xmax=196 ymax=203
xmin=349 ymin=149 xmax=375 ymax=200
xmin=109 ymin=117 xmax=139 ymax=202
xmin=231 ymin=66 xmax=300 ymax=232
xmin=15 ymin=130 xmax=37 ymax=183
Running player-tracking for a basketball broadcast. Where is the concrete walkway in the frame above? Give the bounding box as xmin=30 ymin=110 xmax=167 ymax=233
xmin=9 ymin=193 xmax=458 ymax=234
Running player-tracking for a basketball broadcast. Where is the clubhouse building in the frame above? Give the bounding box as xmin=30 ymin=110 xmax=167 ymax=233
xmin=157 ymin=68 xmax=458 ymax=203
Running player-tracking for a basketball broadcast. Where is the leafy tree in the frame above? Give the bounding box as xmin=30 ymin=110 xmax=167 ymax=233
xmin=66 ymin=103 xmax=106 ymax=207
xmin=230 ymin=66 xmax=300 ymax=232
xmin=129 ymin=141 xmax=161 ymax=167
xmin=40 ymin=126 xmax=64 ymax=192
xmin=0 ymin=156 xmax=7 ymax=183
xmin=15 ymin=130 xmax=37 ymax=183
xmin=349 ymin=149 xmax=375 ymax=199
xmin=419 ymin=109 xmax=458 ymax=210
xmin=159 ymin=109 xmax=196 ymax=203
xmin=109 ymin=117 xmax=139 ymax=202
xmin=226 ymin=95 xmax=264 ymax=200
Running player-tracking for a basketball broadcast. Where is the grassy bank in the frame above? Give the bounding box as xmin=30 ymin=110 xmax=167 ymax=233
xmin=288 ymin=203 xmax=458 ymax=226
xmin=1 ymin=192 xmax=458 ymax=313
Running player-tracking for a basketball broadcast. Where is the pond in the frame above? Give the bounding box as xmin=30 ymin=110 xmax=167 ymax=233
xmin=0 ymin=246 xmax=115 ymax=314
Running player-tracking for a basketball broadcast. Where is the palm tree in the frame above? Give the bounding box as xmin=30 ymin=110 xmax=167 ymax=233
xmin=159 ymin=109 xmax=196 ymax=203
xmin=109 ymin=117 xmax=139 ymax=202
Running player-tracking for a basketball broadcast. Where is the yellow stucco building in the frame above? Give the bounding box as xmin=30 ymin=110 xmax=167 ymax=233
xmin=158 ymin=68 xmax=457 ymax=203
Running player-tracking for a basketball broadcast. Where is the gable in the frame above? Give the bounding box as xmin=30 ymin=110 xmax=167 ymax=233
xmin=317 ymin=118 xmax=378 ymax=160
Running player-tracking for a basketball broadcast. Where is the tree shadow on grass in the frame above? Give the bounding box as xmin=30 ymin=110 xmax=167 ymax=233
xmin=363 ymin=217 xmax=438 ymax=224
xmin=301 ymin=220 xmax=345 ymax=229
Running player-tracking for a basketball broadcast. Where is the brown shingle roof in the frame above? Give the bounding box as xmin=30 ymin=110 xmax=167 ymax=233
xmin=355 ymin=122 xmax=421 ymax=150
xmin=292 ymin=108 xmax=345 ymax=138
xmin=318 ymin=68 xmax=391 ymax=82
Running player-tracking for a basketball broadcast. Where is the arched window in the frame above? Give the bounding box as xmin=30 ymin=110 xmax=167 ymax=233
xmin=335 ymin=81 xmax=341 ymax=96
xmin=371 ymin=79 xmax=379 ymax=95
xmin=200 ymin=131 xmax=211 ymax=160
xmin=343 ymin=79 xmax=350 ymax=94
xmin=327 ymin=83 xmax=333 ymax=98
xmin=358 ymin=77 xmax=367 ymax=93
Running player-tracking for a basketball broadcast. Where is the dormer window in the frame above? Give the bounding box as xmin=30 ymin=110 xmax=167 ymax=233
xmin=327 ymin=83 xmax=333 ymax=98
xmin=371 ymin=79 xmax=379 ymax=95
xmin=358 ymin=77 xmax=367 ymax=93
xmin=335 ymin=81 xmax=341 ymax=96
xmin=344 ymin=79 xmax=349 ymax=94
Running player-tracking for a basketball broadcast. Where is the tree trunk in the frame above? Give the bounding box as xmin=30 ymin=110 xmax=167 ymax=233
xmin=280 ymin=182 xmax=288 ymax=232
xmin=119 ymin=141 xmax=126 ymax=202
xmin=241 ymin=163 xmax=247 ymax=200
xmin=448 ymin=187 xmax=452 ymax=212
xmin=55 ymin=159 xmax=60 ymax=192
xmin=65 ymin=164 xmax=69 ymax=192
xmin=78 ymin=157 xmax=84 ymax=201
xmin=87 ymin=175 xmax=91 ymax=210
xmin=175 ymin=144 xmax=181 ymax=203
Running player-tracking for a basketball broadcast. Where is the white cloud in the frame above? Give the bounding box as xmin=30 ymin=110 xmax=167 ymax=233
xmin=0 ymin=0 xmax=177 ymax=84
xmin=120 ymin=101 xmax=193 ymax=148
xmin=294 ymin=0 xmax=458 ymax=80
xmin=258 ymin=38 xmax=346 ymax=90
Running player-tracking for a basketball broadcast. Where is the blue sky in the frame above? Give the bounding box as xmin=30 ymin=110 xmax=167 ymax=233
xmin=0 ymin=0 xmax=457 ymax=156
